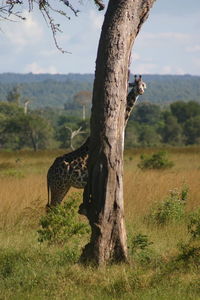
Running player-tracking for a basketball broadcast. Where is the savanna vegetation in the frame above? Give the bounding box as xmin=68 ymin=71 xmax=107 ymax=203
xmin=0 ymin=147 xmax=200 ymax=299
xmin=1 ymin=73 xmax=200 ymax=297
xmin=1 ymin=0 xmax=200 ymax=296
xmin=1 ymin=90 xmax=200 ymax=151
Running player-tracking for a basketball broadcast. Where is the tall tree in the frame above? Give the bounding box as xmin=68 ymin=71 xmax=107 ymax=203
xmin=1 ymin=0 xmax=156 ymax=265
xmin=73 ymin=91 xmax=92 ymax=120
xmin=184 ymin=116 xmax=200 ymax=144
xmin=7 ymin=86 xmax=21 ymax=105
xmin=170 ymin=101 xmax=200 ymax=123
xmin=2 ymin=112 xmax=53 ymax=151
xmin=132 ymin=103 xmax=161 ymax=125
xmin=81 ymin=0 xmax=156 ymax=265
xmin=161 ymin=111 xmax=183 ymax=145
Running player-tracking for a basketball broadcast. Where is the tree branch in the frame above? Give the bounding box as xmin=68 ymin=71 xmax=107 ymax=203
xmin=0 ymin=0 xmax=105 ymax=52
xmin=94 ymin=0 xmax=105 ymax=11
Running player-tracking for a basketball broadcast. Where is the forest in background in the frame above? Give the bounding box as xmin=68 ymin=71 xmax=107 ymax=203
xmin=0 ymin=73 xmax=200 ymax=151
xmin=0 ymin=73 xmax=200 ymax=108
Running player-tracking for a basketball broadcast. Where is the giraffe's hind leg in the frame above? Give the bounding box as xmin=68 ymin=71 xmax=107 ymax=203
xmin=48 ymin=184 xmax=71 ymax=208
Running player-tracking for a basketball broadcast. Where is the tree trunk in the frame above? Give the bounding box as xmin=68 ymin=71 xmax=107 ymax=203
xmin=82 ymin=105 xmax=86 ymax=120
xmin=30 ymin=131 xmax=38 ymax=152
xmin=81 ymin=0 xmax=155 ymax=265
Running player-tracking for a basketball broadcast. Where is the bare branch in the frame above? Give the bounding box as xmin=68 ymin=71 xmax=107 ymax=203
xmin=65 ymin=126 xmax=85 ymax=150
xmin=39 ymin=2 xmax=71 ymax=53
xmin=61 ymin=0 xmax=79 ymax=16
xmin=0 ymin=0 xmax=104 ymax=52
xmin=94 ymin=0 xmax=105 ymax=11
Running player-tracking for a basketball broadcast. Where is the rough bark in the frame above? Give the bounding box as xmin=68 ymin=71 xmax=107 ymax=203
xmin=81 ymin=0 xmax=155 ymax=265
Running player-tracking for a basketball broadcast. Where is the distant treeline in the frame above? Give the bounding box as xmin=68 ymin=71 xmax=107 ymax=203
xmin=1 ymin=99 xmax=200 ymax=151
xmin=0 ymin=73 xmax=200 ymax=109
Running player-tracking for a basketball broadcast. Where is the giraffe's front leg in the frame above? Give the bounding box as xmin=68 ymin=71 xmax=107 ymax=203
xmin=78 ymin=190 xmax=88 ymax=216
xmin=78 ymin=182 xmax=91 ymax=217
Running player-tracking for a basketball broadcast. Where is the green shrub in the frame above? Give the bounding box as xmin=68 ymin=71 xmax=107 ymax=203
xmin=138 ymin=151 xmax=174 ymax=170
xmin=187 ymin=208 xmax=200 ymax=239
xmin=145 ymin=186 xmax=188 ymax=226
xmin=173 ymin=208 xmax=200 ymax=266
xmin=130 ymin=233 xmax=153 ymax=251
xmin=129 ymin=233 xmax=158 ymax=266
xmin=37 ymin=193 xmax=89 ymax=245
xmin=176 ymin=241 xmax=200 ymax=265
xmin=0 ymin=249 xmax=28 ymax=279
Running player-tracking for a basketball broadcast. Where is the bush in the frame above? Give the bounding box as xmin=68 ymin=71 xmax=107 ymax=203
xmin=174 ymin=208 xmax=200 ymax=265
xmin=138 ymin=151 xmax=174 ymax=170
xmin=130 ymin=233 xmax=153 ymax=251
xmin=129 ymin=233 xmax=157 ymax=265
xmin=176 ymin=241 xmax=200 ymax=265
xmin=187 ymin=209 xmax=200 ymax=239
xmin=145 ymin=186 xmax=188 ymax=226
xmin=37 ymin=193 xmax=89 ymax=245
xmin=172 ymin=208 xmax=200 ymax=266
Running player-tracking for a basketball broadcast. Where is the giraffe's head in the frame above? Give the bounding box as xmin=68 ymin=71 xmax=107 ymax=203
xmin=129 ymin=75 xmax=147 ymax=95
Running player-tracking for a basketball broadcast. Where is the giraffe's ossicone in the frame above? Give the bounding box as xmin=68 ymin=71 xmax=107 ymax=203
xmin=46 ymin=75 xmax=146 ymax=209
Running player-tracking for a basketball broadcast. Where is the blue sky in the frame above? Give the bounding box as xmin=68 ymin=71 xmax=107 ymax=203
xmin=0 ymin=0 xmax=200 ymax=75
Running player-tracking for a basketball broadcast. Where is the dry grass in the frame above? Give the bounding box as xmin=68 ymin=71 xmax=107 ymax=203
xmin=1 ymin=147 xmax=200 ymax=229
xmin=0 ymin=147 xmax=200 ymax=299
xmin=125 ymin=150 xmax=200 ymax=215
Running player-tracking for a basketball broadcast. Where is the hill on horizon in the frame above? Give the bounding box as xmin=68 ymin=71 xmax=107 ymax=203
xmin=0 ymin=73 xmax=199 ymax=109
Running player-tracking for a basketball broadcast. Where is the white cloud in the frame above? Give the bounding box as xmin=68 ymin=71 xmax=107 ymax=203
xmin=4 ymin=11 xmax=43 ymax=50
xmin=192 ymin=58 xmax=200 ymax=68
xmin=133 ymin=63 xmax=157 ymax=74
xmin=24 ymin=62 xmax=58 ymax=74
xmin=160 ymin=65 xmax=185 ymax=75
xmin=175 ymin=67 xmax=185 ymax=75
xmin=132 ymin=52 xmax=140 ymax=61
xmin=40 ymin=49 xmax=59 ymax=57
xmin=161 ymin=65 xmax=172 ymax=74
xmin=131 ymin=63 xmax=186 ymax=75
xmin=142 ymin=32 xmax=190 ymax=42
xmin=186 ymin=45 xmax=200 ymax=53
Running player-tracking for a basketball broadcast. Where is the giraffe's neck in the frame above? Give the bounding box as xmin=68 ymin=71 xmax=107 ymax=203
xmin=63 ymin=137 xmax=90 ymax=161
xmin=125 ymin=88 xmax=139 ymax=127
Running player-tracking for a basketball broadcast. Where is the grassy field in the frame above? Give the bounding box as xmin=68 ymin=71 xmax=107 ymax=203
xmin=0 ymin=147 xmax=200 ymax=299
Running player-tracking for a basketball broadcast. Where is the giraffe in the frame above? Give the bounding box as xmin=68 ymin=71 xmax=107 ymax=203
xmin=47 ymin=137 xmax=89 ymax=207
xmin=46 ymin=75 xmax=146 ymax=210
xmin=125 ymin=74 xmax=146 ymax=126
